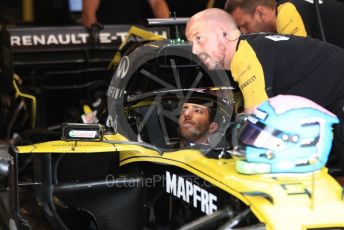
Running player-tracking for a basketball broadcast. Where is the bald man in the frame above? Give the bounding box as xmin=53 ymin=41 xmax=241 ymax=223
xmin=186 ymin=9 xmax=240 ymax=71
xmin=186 ymin=8 xmax=344 ymax=169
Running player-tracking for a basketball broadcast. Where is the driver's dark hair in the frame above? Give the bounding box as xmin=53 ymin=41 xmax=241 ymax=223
xmin=182 ymin=99 xmax=218 ymax=123
xmin=207 ymin=103 xmax=217 ymax=123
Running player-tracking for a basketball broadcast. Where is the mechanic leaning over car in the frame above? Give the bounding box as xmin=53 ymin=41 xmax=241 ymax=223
xmin=224 ymin=0 xmax=344 ymax=48
xmin=178 ymin=102 xmax=219 ymax=147
xmin=185 ymin=8 xmax=344 ymax=171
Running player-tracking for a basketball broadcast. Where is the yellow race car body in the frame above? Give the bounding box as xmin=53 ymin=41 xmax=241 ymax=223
xmin=15 ymin=133 xmax=344 ymax=230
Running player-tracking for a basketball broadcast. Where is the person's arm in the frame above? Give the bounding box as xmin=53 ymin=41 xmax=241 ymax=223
xmin=244 ymin=107 xmax=255 ymax=114
xmin=148 ymin=0 xmax=170 ymax=18
xmin=276 ymin=2 xmax=307 ymax=37
xmin=230 ymin=40 xmax=269 ymax=113
xmin=82 ymin=0 xmax=100 ymax=28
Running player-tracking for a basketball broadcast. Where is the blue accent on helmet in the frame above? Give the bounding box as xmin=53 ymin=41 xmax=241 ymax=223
xmin=238 ymin=95 xmax=339 ymax=174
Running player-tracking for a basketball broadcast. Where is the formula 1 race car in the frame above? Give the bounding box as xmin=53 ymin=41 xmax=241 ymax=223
xmin=1 ymin=19 xmax=344 ymax=230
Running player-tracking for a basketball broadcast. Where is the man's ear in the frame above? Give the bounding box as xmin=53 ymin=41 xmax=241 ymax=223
xmin=209 ymin=122 xmax=219 ymax=134
xmin=254 ymin=6 xmax=266 ymax=22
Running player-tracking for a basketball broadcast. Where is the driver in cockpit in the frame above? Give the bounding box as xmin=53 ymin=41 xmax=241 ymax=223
xmin=178 ymin=102 xmax=219 ymax=147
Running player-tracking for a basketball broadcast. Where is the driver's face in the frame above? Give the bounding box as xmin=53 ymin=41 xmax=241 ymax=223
xmin=178 ymin=103 xmax=211 ymax=143
xmin=186 ymin=23 xmax=226 ymax=70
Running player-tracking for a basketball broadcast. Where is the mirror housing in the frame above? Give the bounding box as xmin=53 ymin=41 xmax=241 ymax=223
xmin=61 ymin=123 xmax=103 ymax=141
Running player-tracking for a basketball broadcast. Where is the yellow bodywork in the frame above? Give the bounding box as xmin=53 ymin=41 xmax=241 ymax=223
xmin=16 ymin=134 xmax=344 ymax=230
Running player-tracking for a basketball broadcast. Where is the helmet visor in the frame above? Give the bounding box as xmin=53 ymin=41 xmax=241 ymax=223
xmin=238 ymin=117 xmax=290 ymax=151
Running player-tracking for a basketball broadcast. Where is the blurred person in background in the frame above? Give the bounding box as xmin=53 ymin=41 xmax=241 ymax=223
xmin=82 ymin=0 xmax=170 ymax=28
xmin=0 ymin=0 xmax=21 ymax=24
xmin=224 ymin=0 xmax=344 ymax=48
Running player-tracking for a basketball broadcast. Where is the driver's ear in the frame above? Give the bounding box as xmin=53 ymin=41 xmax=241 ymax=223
xmin=209 ymin=122 xmax=219 ymax=134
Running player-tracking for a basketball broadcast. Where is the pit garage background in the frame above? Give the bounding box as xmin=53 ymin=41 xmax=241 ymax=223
xmin=0 ymin=0 xmax=227 ymax=142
